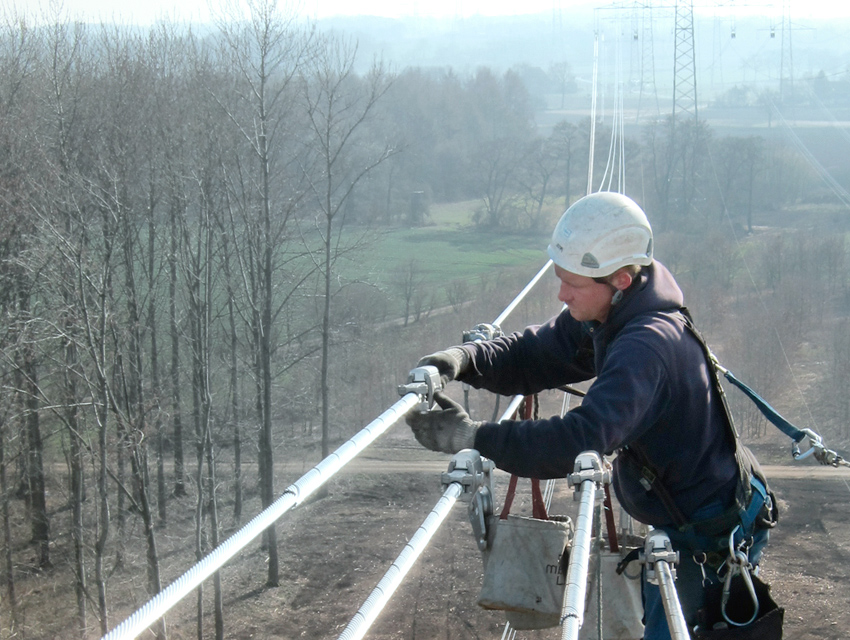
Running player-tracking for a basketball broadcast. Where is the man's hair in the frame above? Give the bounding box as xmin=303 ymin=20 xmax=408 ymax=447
xmin=593 ymin=264 xmax=642 ymax=286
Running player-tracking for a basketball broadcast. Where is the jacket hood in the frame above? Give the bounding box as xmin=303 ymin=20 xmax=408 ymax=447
xmin=603 ymin=261 xmax=683 ymax=337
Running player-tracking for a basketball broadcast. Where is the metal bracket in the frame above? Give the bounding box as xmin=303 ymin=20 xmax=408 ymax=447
xmin=567 ymin=451 xmax=610 ymax=499
xmin=643 ymin=530 xmax=679 ymax=585
xmin=398 ymin=365 xmax=441 ymax=412
xmin=441 ymin=450 xmax=495 ymax=551
xmin=462 ymin=322 xmax=503 ymax=344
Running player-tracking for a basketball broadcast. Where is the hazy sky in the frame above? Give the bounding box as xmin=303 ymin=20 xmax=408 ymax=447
xmin=17 ymin=0 xmax=848 ymax=25
xmin=24 ymin=0 xmax=586 ymax=24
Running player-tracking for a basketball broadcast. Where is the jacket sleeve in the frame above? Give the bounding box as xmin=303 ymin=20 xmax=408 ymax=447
xmin=456 ymin=310 xmax=596 ymax=396
xmin=471 ymin=329 xmax=673 ymax=479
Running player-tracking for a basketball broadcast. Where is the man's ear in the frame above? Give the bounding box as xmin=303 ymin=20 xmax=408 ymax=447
xmin=610 ymin=269 xmax=634 ymax=292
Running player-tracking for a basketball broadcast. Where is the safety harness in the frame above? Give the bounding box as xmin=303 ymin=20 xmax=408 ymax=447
xmin=621 ymin=307 xmax=777 ymax=543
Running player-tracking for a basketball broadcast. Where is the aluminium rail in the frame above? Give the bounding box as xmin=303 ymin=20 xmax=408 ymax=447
xmin=336 ymin=394 xmax=524 ymax=639
xmin=559 ymin=451 xmax=608 ymax=640
xmin=100 ymin=259 xmax=555 ymax=640
xmin=644 ymin=530 xmax=690 ymax=639
xmin=336 ymin=449 xmax=494 ymax=640
xmin=100 ymin=390 xmax=425 ymax=640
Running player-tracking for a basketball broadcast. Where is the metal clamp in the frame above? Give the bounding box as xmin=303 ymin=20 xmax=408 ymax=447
xmin=441 ymin=450 xmax=495 ymax=551
xmin=398 ymin=365 xmax=441 ymax=412
xmin=643 ymin=530 xmax=679 ymax=584
xmin=462 ymin=322 xmax=503 ymax=343
xmin=567 ymin=451 xmax=610 ymax=499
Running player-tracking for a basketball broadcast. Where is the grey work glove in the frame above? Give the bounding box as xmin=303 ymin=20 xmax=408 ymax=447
xmin=417 ymin=346 xmax=470 ymax=388
xmin=406 ymin=391 xmax=481 ymax=454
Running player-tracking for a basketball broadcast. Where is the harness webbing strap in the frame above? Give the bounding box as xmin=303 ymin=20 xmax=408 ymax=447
xmin=499 ymin=476 xmax=548 ymax=520
xmin=500 ymin=395 xmax=549 ymax=521
xmin=603 ymin=485 xmax=620 ymax=553
xmin=626 ymin=442 xmax=691 ymax=530
xmin=720 ymin=369 xmax=806 ymax=443
xmin=620 ymin=309 xmax=756 ymax=534
xmin=678 ymin=309 xmax=754 ymax=510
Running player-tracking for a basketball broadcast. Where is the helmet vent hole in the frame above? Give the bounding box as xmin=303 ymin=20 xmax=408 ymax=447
xmin=581 ymin=253 xmax=599 ymax=269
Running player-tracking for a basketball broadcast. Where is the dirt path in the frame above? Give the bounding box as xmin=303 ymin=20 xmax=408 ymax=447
xmin=93 ymin=451 xmax=850 ymax=640
xmin=246 ymin=457 xmax=850 ymax=640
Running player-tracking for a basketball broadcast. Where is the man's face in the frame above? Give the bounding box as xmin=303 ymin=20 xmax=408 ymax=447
xmin=554 ymin=264 xmax=614 ymax=323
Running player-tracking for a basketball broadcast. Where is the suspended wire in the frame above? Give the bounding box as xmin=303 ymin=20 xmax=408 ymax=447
xmin=806 ymin=87 xmax=850 ymax=149
xmin=705 ymin=144 xmax=822 ymax=437
xmin=696 ymin=19 xmax=850 ymax=441
xmin=615 ymin=20 xmax=625 ymax=195
xmin=493 ymin=260 xmax=553 ymax=328
xmin=770 ymin=102 xmax=850 ymax=208
xmin=100 ymin=393 xmax=422 ymax=640
xmin=596 ymin=19 xmax=628 ymax=197
xmin=598 ymin=24 xmax=618 ymax=192
xmin=587 ymin=30 xmax=600 ymax=196
xmin=337 ymin=482 xmax=464 ymax=640
xmin=619 ymin=64 xmax=626 ymax=195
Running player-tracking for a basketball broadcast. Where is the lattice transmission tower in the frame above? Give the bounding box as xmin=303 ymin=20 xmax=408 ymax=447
xmin=672 ymin=0 xmax=698 ymax=120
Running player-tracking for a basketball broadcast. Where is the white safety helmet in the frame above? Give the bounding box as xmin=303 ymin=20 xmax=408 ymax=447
xmin=547 ymin=192 xmax=653 ymax=278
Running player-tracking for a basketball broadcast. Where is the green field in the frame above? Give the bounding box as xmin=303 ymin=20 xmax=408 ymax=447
xmin=359 ymin=200 xmax=552 ymax=288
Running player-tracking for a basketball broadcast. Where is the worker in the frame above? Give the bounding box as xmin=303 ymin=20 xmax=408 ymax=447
xmin=406 ymin=191 xmax=776 ymax=639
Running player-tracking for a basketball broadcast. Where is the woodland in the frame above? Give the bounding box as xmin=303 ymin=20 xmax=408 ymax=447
xmin=1 ymin=1 xmax=849 ymax=638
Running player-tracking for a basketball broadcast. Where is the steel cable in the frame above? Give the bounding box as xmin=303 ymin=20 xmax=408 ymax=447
xmin=103 ymin=131 xmax=571 ymax=637
xmin=100 ymin=393 xmax=420 ymax=640
xmin=336 ymin=482 xmax=464 ymax=640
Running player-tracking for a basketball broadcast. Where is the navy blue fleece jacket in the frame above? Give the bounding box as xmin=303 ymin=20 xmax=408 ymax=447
xmin=462 ymin=261 xmax=740 ymax=528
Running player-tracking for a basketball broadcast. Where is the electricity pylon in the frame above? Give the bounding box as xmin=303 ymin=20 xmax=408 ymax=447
xmin=672 ymin=0 xmax=698 ymax=120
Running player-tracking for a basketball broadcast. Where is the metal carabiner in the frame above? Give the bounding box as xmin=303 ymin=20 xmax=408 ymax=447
xmin=792 ymin=428 xmax=823 ymax=461
xmin=721 ymin=550 xmax=759 ymax=627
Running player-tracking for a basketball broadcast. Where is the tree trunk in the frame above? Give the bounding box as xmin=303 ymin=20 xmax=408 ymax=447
xmin=123 ymin=207 xmax=164 ymax=635
xmin=94 ymin=341 xmax=110 ymax=636
xmin=149 ymin=209 xmax=167 ymax=525
xmin=321 ymin=211 xmax=333 ymax=460
xmin=170 ymin=203 xmax=186 ymax=498
xmin=206 ymin=418 xmax=224 ymax=640
xmin=227 ymin=270 xmax=242 ymax=522
xmin=16 ymin=291 xmax=50 ymax=569
xmin=67 ymin=374 xmax=87 ymax=636
xmin=0 ymin=421 xmax=17 ymax=631
xmin=259 ymin=94 xmax=279 ymax=588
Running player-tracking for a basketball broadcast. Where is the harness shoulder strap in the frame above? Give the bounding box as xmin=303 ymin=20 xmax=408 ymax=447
xmin=622 ymin=309 xmax=753 ymax=532
xmin=677 ymin=307 xmax=754 ymax=514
